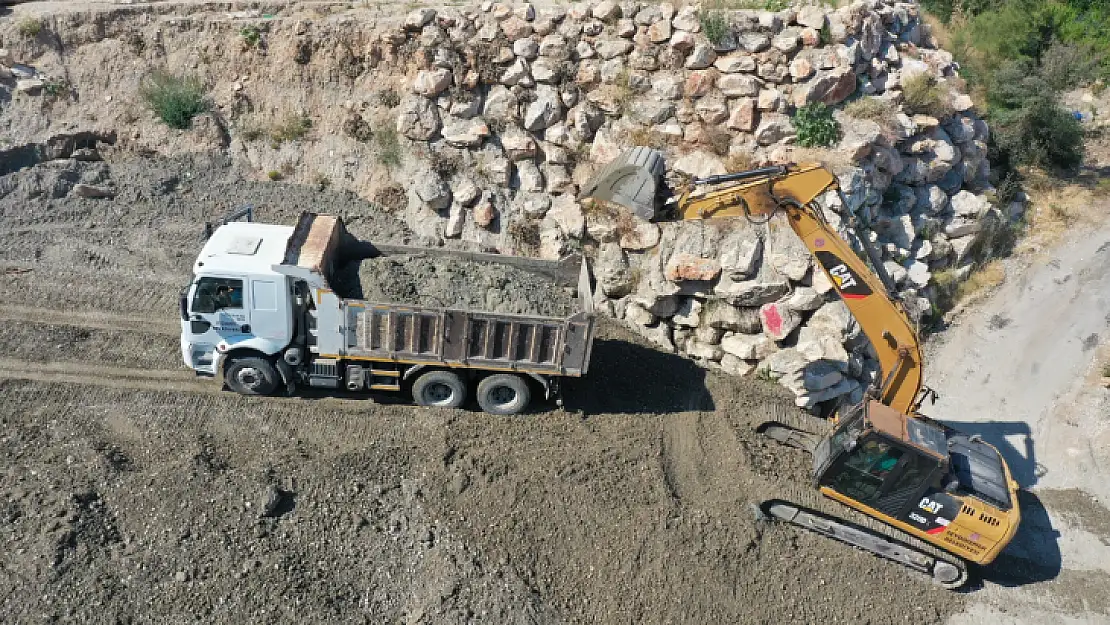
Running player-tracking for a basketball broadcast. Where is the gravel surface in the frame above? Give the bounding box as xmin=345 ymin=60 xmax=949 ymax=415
xmin=331 ymin=254 xmax=576 ymax=316
xmin=0 ymin=154 xmax=966 ymax=624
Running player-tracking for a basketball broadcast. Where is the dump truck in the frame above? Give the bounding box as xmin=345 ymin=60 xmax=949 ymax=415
xmin=179 ymin=210 xmax=597 ymax=414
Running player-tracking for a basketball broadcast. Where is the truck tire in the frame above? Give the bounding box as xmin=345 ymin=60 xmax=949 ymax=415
xmin=412 ymin=370 xmax=467 ymax=409
xmin=476 ymin=374 xmax=531 ymax=415
xmin=225 ymin=357 xmax=279 ymax=396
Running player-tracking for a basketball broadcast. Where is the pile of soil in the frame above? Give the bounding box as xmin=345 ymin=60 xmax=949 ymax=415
xmin=331 ymin=254 xmax=576 ymax=317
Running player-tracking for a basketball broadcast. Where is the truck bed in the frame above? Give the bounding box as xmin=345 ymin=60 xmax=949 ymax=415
xmin=342 ymin=303 xmax=594 ymax=376
xmin=280 ymin=212 xmax=597 ymax=377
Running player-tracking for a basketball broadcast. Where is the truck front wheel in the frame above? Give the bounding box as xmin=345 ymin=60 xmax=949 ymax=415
xmin=412 ymin=370 xmax=467 ymax=409
xmin=225 ymin=357 xmax=279 ymax=396
xmin=476 ymin=374 xmax=531 ymax=415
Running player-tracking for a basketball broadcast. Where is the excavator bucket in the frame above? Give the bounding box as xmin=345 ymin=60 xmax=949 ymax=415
xmin=578 ymin=146 xmax=666 ymax=221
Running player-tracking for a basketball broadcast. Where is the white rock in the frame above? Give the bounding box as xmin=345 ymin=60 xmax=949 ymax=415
xmin=516 ymin=160 xmax=545 ymax=192
xmin=596 ymin=39 xmax=633 ymax=59
xmin=546 ymin=194 xmax=585 ymax=238
xmin=513 ymin=38 xmax=539 ymax=59
xmin=624 ymin=301 xmax=655 ymax=326
xmin=906 ymin=261 xmax=931 ymax=288
xmin=500 ymin=58 xmax=532 ymax=86
xmin=539 ymin=34 xmax=571 ymax=59
xmin=523 ymin=86 xmax=563 ymax=131
xmin=795 ymin=379 xmax=859 ymax=410
xmin=672 ymin=298 xmax=703 ymax=327
xmin=413 ymin=68 xmax=452 ymax=96
xmin=671 ymin=150 xmax=727 ymax=178
xmin=445 ymin=203 xmax=465 ymax=238
xmin=795 ymin=5 xmax=825 ymax=29
xmin=441 ymin=118 xmax=490 ymax=147
xmin=684 ymin=43 xmax=717 ymax=70
xmin=671 ymin=5 xmax=700 ymax=32
xmin=785 ymin=286 xmax=822 ymax=312
xmin=950 ymin=190 xmax=989 ymax=218
xmin=413 ymin=170 xmax=451 ymax=210
xmin=721 ymin=354 xmax=757 ymax=377
xmin=483 ymin=85 xmax=520 ymax=120
xmin=754 ymin=113 xmax=795 ymax=145
xmin=763 ymin=348 xmax=808 ymax=377
xmin=721 ymin=333 xmax=777 ymax=360
xmin=404 ymin=8 xmax=436 ymax=30
xmin=715 ymin=53 xmax=757 ymax=73
xmin=452 ymin=177 xmax=481 ymax=206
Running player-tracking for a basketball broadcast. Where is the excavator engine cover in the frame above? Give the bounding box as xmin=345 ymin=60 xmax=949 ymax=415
xmin=578 ymin=146 xmax=666 ymax=221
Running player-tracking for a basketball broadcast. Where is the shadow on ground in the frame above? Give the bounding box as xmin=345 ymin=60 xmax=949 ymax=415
xmin=976 ymin=489 xmax=1062 ymax=586
xmin=562 ymin=338 xmax=714 ymax=415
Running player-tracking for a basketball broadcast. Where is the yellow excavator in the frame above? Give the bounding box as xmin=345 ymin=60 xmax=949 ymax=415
xmin=581 ymin=147 xmax=1021 ymax=588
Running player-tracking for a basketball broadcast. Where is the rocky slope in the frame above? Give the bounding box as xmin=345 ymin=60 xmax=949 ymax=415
xmin=0 ymin=0 xmax=1012 ymax=408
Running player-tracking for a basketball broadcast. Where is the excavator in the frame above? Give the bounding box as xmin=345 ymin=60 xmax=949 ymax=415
xmin=580 ymin=147 xmax=1021 ymax=588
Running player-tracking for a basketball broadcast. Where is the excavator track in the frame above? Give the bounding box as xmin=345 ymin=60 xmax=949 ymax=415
xmin=754 ymin=414 xmax=969 ymax=589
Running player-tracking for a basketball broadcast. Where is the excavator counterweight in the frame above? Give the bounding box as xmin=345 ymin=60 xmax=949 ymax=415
xmin=581 ymin=148 xmax=1022 ymax=588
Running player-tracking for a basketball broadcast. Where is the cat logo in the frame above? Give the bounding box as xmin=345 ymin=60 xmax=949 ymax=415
xmin=815 ymin=251 xmax=872 ymax=300
xmin=829 ymin=263 xmax=858 ymax=290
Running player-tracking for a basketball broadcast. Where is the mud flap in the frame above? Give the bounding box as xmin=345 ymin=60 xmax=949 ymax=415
xmin=275 ymin=358 xmax=296 ymax=395
xmin=578 ymin=146 xmax=666 ymax=221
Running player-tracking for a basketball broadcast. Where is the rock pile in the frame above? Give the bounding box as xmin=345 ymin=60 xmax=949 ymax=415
xmin=383 ymin=0 xmax=1008 ymax=409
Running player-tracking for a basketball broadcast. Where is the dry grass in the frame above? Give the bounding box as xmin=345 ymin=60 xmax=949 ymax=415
xmin=957 ymin=260 xmax=1005 ymax=305
xmin=628 ymin=127 xmax=675 ymax=150
xmin=725 ymin=152 xmax=754 ymax=173
xmin=901 ymin=72 xmax=955 ymax=119
xmin=788 ymin=146 xmax=853 ymax=171
xmin=1015 ymin=168 xmax=1108 ymax=253
xmin=844 ymin=96 xmax=900 ymax=134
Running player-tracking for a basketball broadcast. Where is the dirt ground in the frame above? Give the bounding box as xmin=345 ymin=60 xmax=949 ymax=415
xmin=0 ymin=153 xmax=968 ymax=623
xmin=929 ymin=221 xmax=1110 ymax=624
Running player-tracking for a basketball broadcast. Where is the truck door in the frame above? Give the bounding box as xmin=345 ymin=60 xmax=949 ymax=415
xmin=182 ymin=276 xmax=250 ymax=372
xmin=246 ymin=278 xmax=291 ymax=344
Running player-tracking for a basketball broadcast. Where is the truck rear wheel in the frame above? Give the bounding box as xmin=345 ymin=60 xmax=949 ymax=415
xmin=476 ymin=374 xmax=531 ymax=415
xmin=412 ymin=370 xmax=467 ymax=409
xmin=225 ymin=357 xmax=279 ymax=396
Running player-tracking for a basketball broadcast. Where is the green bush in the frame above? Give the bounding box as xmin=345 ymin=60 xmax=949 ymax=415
xmin=139 ymin=70 xmax=208 ymax=130
xmin=240 ymin=26 xmax=262 ymax=48
xmin=793 ymin=103 xmax=840 ymax=148
xmin=700 ymin=9 xmax=730 ymax=46
xmin=993 ymin=94 xmax=1085 ymax=170
xmin=17 ymin=17 xmax=42 ymax=38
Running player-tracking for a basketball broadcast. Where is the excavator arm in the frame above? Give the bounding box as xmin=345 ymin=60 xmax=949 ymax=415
xmin=581 ymin=148 xmax=924 ymax=414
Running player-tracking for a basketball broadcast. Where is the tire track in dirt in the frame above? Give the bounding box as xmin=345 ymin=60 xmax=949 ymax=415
xmin=0 ymin=358 xmax=214 ymax=393
xmin=0 ymin=304 xmax=180 ymax=336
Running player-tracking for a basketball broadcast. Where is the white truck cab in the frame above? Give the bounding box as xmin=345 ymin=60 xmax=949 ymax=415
xmin=180 ymin=221 xmax=296 ymax=389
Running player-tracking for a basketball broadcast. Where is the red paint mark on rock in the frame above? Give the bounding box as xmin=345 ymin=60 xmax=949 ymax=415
xmin=761 ymin=302 xmax=783 ymax=337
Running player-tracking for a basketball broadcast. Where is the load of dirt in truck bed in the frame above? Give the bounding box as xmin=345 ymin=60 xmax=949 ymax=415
xmin=330 ymin=253 xmax=576 ymax=317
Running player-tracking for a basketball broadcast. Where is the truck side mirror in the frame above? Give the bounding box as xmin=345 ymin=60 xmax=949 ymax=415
xmin=179 ymin=289 xmax=189 ymax=321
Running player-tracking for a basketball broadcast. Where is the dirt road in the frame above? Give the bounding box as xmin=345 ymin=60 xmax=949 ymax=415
xmin=927 ymin=228 xmax=1110 ymax=624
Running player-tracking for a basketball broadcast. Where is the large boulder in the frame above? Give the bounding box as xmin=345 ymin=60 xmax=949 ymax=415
xmin=397 ymin=96 xmax=442 ymax=140
xmin=792 ymin=67 xmax=856 ymax=106
xmin=523 ymin=86 xmax=563 ymax=130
